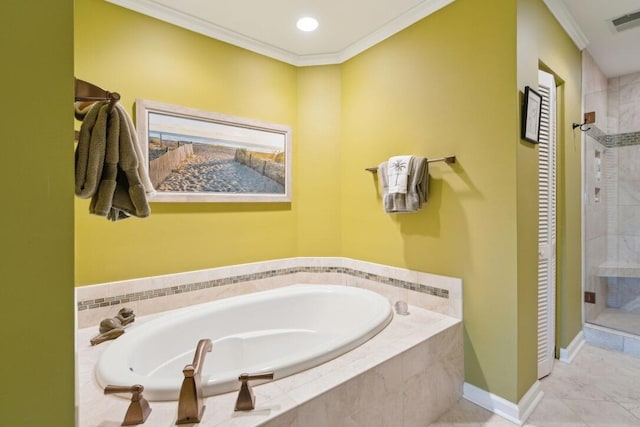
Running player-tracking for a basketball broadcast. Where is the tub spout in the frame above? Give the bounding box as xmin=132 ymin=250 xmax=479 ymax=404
xmin=176 ymin=339 xmax=212 ymax=425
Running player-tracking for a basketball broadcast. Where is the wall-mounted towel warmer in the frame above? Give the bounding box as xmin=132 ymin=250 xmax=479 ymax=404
xmin=365 ymin=155 xmax=456 ymax=173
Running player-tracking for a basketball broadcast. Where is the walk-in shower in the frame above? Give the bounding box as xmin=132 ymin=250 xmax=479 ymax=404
xmin=583 ymin=70 xmax=640 ymax=351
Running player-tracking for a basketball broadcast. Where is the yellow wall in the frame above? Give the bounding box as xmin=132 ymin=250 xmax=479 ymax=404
xmin=75 ymin=0 xmax=347 ymax=285
xmin=340 ymin=0 xmax=525 ymax=401
xmin=1 ymin=2 xmax=75 ymax=425
xmin=296 ymin=66 xmax=343 ymax=255
xmin=74 ymin=0 xmax=302 ymax=284
xmin=517 ymin=0 xmax=582 ymax=364
xmin=73 ymin=0 xmax=582 ymax=405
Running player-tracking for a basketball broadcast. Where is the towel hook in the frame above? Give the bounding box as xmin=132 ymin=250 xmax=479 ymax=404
xmin=107 ymin=91 xmax=121 ymax=113
xmin=572 ymin=122 xmax=590 ymax=132
xmin=74 ymin=78 xmax=120 ymax=112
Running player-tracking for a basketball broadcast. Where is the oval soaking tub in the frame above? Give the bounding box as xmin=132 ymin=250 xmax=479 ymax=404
xmin=95 ymin=285 xmax=393 ymax=401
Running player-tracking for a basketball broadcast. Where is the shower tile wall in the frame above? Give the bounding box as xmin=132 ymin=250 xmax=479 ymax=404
xmin=607 ymin=72 xmax=640 ymax=314
xmin=611 ymin=145 xmax=640 ymax=267
xmin=608 ymin=72 xmax=640 ymax=134
xmin=584 ymin=62 xmax=640 ymax=327
xmin=608 ymin=72 xmax=640 ymax=316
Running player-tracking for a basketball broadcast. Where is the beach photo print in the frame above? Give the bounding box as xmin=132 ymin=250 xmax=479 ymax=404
xmin=136 ymin=99 xmax=292 ymax=203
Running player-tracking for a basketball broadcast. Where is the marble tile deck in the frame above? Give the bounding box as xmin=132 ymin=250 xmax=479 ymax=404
xmin=431 ymin=343 xmax=640 ymax=427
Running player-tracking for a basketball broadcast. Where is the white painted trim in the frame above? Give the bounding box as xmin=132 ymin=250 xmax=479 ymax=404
xmin=542 ymin=0 xmax=589 ymax=50
xmin=336 ymin=0 xmax=455 ymax=64
xmin=463 ymin=381 xmax=543 ymax=426
xmin=104 ymin=0 xmax=454 ymax=66
xmin=559 ymin=331 xmax=586 ymax=363
xmin=104 ymin=0 xmax=301 ymax=64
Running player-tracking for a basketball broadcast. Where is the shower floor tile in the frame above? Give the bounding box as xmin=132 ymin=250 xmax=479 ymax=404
xmin=592 ymin=308 xmax=640 ymax=336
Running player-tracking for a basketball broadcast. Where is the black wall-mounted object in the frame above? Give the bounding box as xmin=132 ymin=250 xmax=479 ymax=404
xmin=522 ymin=86 xmax=542 ymax=144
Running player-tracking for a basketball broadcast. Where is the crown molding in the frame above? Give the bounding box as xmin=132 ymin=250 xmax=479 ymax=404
xmin=105 ymin=0 xmax=454 ymax=66
xmin=543 ymin=0 xmax=589 ymax=50
xmin=336 ymin=0 xmax=455 ymax=65
xmin=104 ymin=0 xmax=301 ymax=64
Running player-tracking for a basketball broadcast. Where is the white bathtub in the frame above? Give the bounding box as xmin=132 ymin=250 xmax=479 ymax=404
xmin=95 ymin=285 xmax=393 ymax=401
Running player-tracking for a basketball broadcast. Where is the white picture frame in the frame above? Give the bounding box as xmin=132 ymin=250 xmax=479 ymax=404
xmin=135 ymin=99 xmax=292 ymax=203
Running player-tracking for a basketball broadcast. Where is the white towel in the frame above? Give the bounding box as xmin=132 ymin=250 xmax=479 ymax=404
xmin=387 ymin=155 xmax=413 ymax=194
xmin=378 ymin=157 xmax=429 ymax=213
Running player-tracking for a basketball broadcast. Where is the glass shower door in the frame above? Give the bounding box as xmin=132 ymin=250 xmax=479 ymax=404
xmin=584 ymin=73 xmax=640 ymax=337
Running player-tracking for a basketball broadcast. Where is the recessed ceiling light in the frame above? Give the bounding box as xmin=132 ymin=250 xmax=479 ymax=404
xmin=296 ymin=16 xmax=319 ymax=32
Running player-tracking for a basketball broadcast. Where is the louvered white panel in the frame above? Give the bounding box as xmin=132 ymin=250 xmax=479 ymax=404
xmin=537 ymin=70 xmax=557 ymax=379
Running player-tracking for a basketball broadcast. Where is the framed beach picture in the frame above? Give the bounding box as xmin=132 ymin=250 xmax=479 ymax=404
xmin=521 ymin=86 xmax=542 ymax=144
xmin=135 ymin=99 xmax=292 ymax=203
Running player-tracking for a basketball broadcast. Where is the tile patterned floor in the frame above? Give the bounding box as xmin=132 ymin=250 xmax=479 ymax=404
xmin=431 ymin=343 xmax=640 ymax=426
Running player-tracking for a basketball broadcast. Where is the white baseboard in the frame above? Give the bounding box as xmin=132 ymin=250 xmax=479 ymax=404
xmin=559 ymin=331 xmax=585 ymax=363
xmin=463 ymin=381 xmax=543 ymax=426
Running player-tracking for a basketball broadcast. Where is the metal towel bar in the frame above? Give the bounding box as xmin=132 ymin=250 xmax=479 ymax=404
xmin=365 ymin=155 xmax=456 ymax=172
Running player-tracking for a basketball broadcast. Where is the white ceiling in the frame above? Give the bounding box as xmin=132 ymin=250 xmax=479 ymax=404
xmin=104 ymin=0 xmax=454 ymax=66
xmin=107 ymin=0 xmax=640 ymax=76
xmin=551 ymin=0 xmax=640 ymax=77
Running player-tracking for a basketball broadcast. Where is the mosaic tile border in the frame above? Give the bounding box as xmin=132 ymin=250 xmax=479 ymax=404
xmin=585 ymin=125 xmax=607 ymax=145
xmin=607 ymin=131 xmax=640 ymax=147
xmin=586 ymin=126 xmax=640 ymax=148
xmin=76 ymin=266 xmax=449 ymax=311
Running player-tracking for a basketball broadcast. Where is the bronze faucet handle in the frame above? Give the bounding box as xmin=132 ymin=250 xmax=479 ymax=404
xmin=234 ymin=372 xmax=275 ymax=411
xmin=104 ymin=384 xmax=152 ymax=426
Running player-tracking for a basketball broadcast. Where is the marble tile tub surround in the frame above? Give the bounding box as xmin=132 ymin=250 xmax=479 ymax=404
xmin=77 ymin=302 xmax=463 ymax=427
xmin=76 ymin=257 xmax=462 ymax=328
